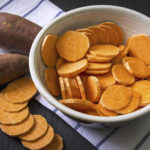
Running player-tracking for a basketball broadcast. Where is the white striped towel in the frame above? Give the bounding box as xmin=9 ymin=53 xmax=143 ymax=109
xmin=0 ymin=1 xmax=150 ymax=150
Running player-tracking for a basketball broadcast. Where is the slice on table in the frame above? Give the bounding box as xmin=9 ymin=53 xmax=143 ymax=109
xmin=87 ymin=62 xmax=112 ymax=71
xmin=1 ymin=114 xmax=34 ymax=136
xmin=59 ymin=77 xmax=67 ymax=99
xmin=89 ymin=44 xmax=120 ymax=57
xmin=20 ymin=115 xmax=48 ymax=141
xmin=59 ymin=99 xmax=96 ymax=111
xmin=42 ymin=134 xmax=63 ymax=150
xmin=123 ymin=57 xmax=150 ymax=78
xmin=41 ymin=35 xmax=58 ymax=67
xmin=75 ymin=76 xmax=86 ymax=100
xmin=102 ymin=22 xmax=124 ymax=45
xmin=127 ymin=34 xmax=150 ymax=65
xmin=100 ymin=85 xmax=132 ymax=111
xmin=132 ymin=80 xmax=150 ymax=106
xmin=86 ymin=54 xmax=113 ymax=62
xmin=117 ymin=92 xmax=140 ymax=114
xmin=44 ymin=67 xmax=60 ymax=96
xmin=97 ymin=72 xmax=116 ymax=89
xmin=21 ymin=125 xmax=54 ymax=150
xmin=0 ymin=107 xmax=29 ymax=124
xmin=63 ymin=77 xmax=72 ymax=99
xmin=96 ymin=103 xmax=118 ymax=116
xmin=57 ymin=59 xmax=88 ymax=77
xmin=85 ymin=76 xmax=101 ymax=103
xmin=112 ymin=64 xmax=135 ymax=85
xmin=56 ymin=31 xmax=89 ymax=62
xmin=0 ymin=92 xmax=28 ymax=112
xmin=5 ymin=78 xmax=36 ymax=103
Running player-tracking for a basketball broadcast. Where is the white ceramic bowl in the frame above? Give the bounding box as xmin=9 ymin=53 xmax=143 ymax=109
xmin=29 ymin=5 xmax=150 ymax=124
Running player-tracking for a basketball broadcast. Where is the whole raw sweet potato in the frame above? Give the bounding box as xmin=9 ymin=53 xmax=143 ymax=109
xmin=0 ymin=54 xmax=29 ymax=85
xmin=0 ymin=13 xmax=41 ymax=53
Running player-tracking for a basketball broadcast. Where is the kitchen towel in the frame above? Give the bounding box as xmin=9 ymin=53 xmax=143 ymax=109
xmin=0 ymin=0 xmax=149 ymax=150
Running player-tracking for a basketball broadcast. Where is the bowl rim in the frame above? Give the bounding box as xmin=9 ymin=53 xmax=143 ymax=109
xmin=29 ymin=5 xmax=150 ymax=123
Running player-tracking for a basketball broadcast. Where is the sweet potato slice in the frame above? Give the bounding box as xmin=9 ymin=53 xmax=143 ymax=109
xmin=0 ymin=107 xmax=29 ymax=125
xmin=97 ymin=72 xmax=116 ymax=89
xmin=100 ymin=85 xmax=132 ymax=111
xmin=59 ymin=99 xmax=96 ymax=111
xmin=88 ymin=62 xmax=111 ymax=71
xmin=5 ymin=78 xmax=37 ymax=103
xmin=56 ymin=57 xmax=66 ymax=70
xmin=56 ymin=31 xmax=89 ymax=62
xmin=89 ymin=45 xmax=120 ymax=57
xmin=97 ymin=103 xmax=118 ymax=116
xmin=102 ymin=22 xmax=124 ymax=45
xmin=57 ymin=59 xmax=88 ymax=77
xmin=42 ymin=134 xmax=63 ymax=150
xmin=68 ymin=78 xmax=77 ymax=98
xmin=21 ymin=125 xmax=54 ymax=150
xmin=0 ymin=91 xmax=28 ymax=112
xmin=99 ymin=24 xmax=119 ymax=46
xmin=132 ymin=80 xmax=150 ymax=106
xmin=112 ymin=46 xmax=129 ymax=64
xmin=1 ymin=114 xmax=34 ymax=136
xmin=85 ymin=69 xmax=110 ymax=75
xmin=118 ymin=45 xmax=125 ymax=53
xmin=59 ymin=77 xmax=67 ymax=99
xmin=112 ymin=64 xmax=135 ymax=85
xmin=86 ymin=54 xmax=113 ymax=62
xmin=123 ymin=58 xmax=150 ymax=78
xmin=77 ymin=28 xmax=97 ymax=45
xmin=88 ymin=26 xmax=110 ymax=44
xmin=72 ymin=78 xmax=81 ymax=99
xmin=85 ymin=76 xmax=101 ymax=103
xmin=75 ymin=76 xmax=86 ymax=100
xmin=41 ymin=35 xmax=58 ymax=67
xmin=127 ymin=34 xmax=150 ymax=65
xmin=20 ymin=115 xmax=48 ymax=141
xmin=63 ymin=77 xmax=72 ymax=99
xmin=117 ymin=92 xmax=140 ymax=114
xmin=81 ymin=109 xmax=98 ymax=116
xmin=44 ymin=68 xmax=60 ymax=96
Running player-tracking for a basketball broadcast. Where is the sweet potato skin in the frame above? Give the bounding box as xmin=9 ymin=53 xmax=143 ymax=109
xmin=0 ymin=54 xmax=29 ymax=85
xmin=0 ymin=13 xmax=41 ymax=53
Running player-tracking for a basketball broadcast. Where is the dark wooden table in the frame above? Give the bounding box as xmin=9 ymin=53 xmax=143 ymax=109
xmin=1 ymin=0 xmax=150 ymax=150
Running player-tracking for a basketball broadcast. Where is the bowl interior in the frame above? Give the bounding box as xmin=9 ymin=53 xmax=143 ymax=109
xmin=30 ymin=5 xmax=150 ymax=123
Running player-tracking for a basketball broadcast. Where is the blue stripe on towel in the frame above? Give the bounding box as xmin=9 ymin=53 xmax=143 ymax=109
xmin=96 ymin=127 xmax=119 ymax=148
xmin=134 ymin=130 xmax=150 ymax=150
xmin=53 ymin=10 xmax=64 ymax=19
xmin=74 ymin=123 xmax=81 ymax=130
xmin=22 ymin=0 xmax=45 ymax=18
xmin=53 ymin=108 xmax=58 ymax=113
xmin=0 ymin=0 xmax=13 ymax=10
